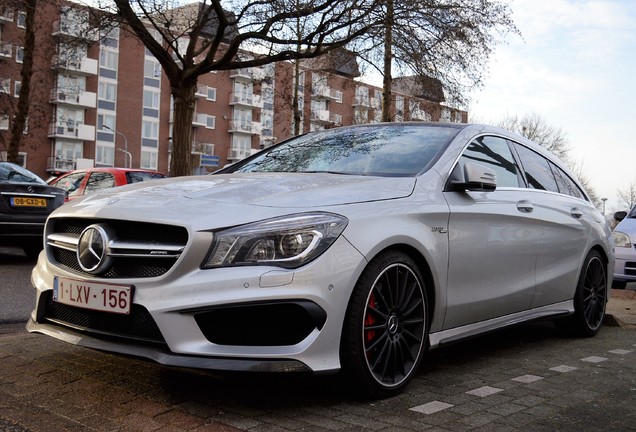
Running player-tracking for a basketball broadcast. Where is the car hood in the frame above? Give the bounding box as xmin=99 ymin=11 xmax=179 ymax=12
xmin=55 ymin=173 xmax=416 ymax=228
xmin=615 ymin=217 xmax=636 ymax=236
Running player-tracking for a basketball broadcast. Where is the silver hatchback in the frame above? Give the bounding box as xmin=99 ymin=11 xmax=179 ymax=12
xmin=28 ymin=123 xmax=613 ymax=398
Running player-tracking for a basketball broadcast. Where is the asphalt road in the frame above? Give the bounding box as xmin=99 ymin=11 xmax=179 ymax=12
xmin=0 ymin=246 xmax=36 ymax=324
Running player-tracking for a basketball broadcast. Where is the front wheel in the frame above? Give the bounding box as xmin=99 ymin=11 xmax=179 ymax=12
xmin=558 ymin=250 xmax=607 ymax=337
xmin=340 ymin=250 xmax=428 ymax=398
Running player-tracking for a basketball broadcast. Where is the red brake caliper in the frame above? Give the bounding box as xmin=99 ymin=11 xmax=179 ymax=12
xmin=365 ymin=293 xmax=377 ymax=349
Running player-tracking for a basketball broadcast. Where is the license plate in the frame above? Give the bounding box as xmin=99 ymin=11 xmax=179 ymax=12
xmin=53 ymin=276 xmax=132 ymax=315
xmin=10 ymin=196 xmax=47 ymax=207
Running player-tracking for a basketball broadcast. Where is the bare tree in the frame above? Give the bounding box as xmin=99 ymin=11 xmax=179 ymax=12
xmin=3 ymin=0 xmax=36 ymax=163
xmin=353 ymin=0 xmax=518 ymax=121
xmin=617 ymin=182 xmax=636 ymax=210
xmin=89 ymin=0 xmax=381 ymax=176
xmin=498 ymin=112 xmax=569 ymax=161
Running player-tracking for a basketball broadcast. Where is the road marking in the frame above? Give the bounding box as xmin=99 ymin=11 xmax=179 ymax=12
xmin=609 ymin=349 xmax=632 ymax=355
xmin=466 ymin=386 xmax=503 ymax=397
xmin=550 ymin=365 xmax=578 ymax=373
xmin=511 ymin=374 xmax=544 ymax=383
xmin=581 ymin=356 xmax=608 ymax=363
xmin=409 ymin=401 xmax=454 ymax=414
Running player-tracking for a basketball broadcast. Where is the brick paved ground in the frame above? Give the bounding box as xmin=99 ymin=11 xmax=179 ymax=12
xmin=1 ymin=320 xmax=635 ymax=432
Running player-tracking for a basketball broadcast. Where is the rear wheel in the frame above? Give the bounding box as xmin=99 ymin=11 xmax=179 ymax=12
xmin=341 ymin=250 xmax=428 ymax=398
xmin=559 ymin=250 xmax=607 ymax=337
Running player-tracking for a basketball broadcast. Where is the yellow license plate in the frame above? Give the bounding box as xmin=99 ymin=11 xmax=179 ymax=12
xmin=10 ymin=197 xmax=47 ymax=207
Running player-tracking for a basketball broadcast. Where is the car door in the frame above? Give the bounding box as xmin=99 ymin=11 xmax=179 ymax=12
xmin=511 ymin=143 xmax=591 ymax=307
xmin=443 ymin=135 xmax=538 ymax=329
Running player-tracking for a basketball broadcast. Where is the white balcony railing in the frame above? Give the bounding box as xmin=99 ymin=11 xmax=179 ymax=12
xmin=48 ymin=122 xmax=95 ymax=141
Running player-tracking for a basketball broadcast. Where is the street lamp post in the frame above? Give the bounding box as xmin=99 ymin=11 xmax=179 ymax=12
xmin=601 ymin=198 xmax=608 ymax=216
xmin=103 ymin=125 xmax=131 ymax=168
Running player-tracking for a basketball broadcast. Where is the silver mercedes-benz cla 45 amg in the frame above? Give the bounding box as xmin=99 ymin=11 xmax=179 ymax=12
xmin=28 ymin=123 xmax=613 ymax=398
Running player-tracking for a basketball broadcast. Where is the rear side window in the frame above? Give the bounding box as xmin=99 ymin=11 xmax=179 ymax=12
xmin=549 ymin=162 xmax=585 ymax=200
xmin=85 ymin=172 xmax=115 ymax=195
xmin=53 ymin=172 xmax=86 ymax=197
xmin=458 ymin=136 xmax=521 ymax=188
xmin=126 ymin=172 xmax=165 ymax=183
xmin=513 ymin=144 xmax=559 ymax=192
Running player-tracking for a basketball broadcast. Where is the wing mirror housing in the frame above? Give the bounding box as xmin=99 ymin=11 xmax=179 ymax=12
xmin=447 ymin=161 xmax=497 ymax=192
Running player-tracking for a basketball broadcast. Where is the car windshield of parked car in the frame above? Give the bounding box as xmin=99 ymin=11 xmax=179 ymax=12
xmin=230 ymin=125 xmax=460 ymax=177
xmin=0 ymin=162 xmax=46 ymax=184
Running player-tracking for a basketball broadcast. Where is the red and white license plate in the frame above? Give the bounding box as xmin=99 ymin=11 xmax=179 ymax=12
xmin=53 ymin=276 xmax=132 ymax=315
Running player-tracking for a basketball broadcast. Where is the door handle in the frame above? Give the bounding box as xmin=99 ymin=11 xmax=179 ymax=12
xmin=516 ymin=200 xmax=533 ymax=213
xmin=570 ymin=208 xmax=583 ymax=219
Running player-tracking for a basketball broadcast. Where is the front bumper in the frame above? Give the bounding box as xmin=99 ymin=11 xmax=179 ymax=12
xmin=613 ymin=246 xmax=636 ymax=282
xmin=28 ymin=235 xmax=366 ymax=374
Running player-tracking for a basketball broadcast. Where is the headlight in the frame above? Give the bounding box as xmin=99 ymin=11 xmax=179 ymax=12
xmin=202 ymin=212 xmax=348 ymax=269
xmin=612 ymin=231 xmax=632 ymax=248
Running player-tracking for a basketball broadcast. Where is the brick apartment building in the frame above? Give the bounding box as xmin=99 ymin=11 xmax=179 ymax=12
xmin=0 ymin=1 xmax=468 ymax=179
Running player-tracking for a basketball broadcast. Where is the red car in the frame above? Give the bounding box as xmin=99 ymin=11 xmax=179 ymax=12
xmin=48 ymin=167 xmax=166 ymax=200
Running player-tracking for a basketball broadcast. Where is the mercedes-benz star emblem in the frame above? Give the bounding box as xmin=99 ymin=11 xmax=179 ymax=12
xmin=77 ymin=224 xmax=113 ymax=274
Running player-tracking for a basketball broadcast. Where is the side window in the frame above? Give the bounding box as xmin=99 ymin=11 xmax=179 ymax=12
xmin=85 ymin=172 xmax=115 ymax=195
xmin=550 ymin=162 xmax=586 ymax=200
xmin=53 ymin=172 xmax=85 ymax=197
xmin=458 ymin=136 xmax=521 ymax=188
xmin=513 ymin=144 xmax=559 ymax=192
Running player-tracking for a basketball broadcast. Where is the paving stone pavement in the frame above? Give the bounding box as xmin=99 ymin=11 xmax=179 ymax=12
xmin=1 ymin=320 xmax=635 ymax=432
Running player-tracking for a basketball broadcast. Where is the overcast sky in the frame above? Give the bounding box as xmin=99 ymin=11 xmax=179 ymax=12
xmin=468 ymin=0 xmax=636 ymax=213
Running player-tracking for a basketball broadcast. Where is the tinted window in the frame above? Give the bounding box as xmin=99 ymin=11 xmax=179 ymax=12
xmin=458 ymin=136 xmax=521 ymax=187
xmin=550 ymin=162 xmax=585 ymax=200
xmin=85 ymin=172 xmax=115 ymax=194
xmin=229 ymin=125 xmax=460 ymax=177
xmin=52 ymin=172 xmax=86 ymax=197
xmin=126 ymin=171 xmax=165 ymax=183
xmin=513 ymin=144 xmax=559 ymax=192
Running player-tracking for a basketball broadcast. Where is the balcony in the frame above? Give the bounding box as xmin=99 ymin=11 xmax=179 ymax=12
xmin=52 ymin=55 xmax=98 ymax=76
xmin=195 ymin=84 xmax=208 ymax=98
xmin=48 ymin=122 xmax=95 ymax=141
xmin=47 ymin=156 xmax=76 ymax=173
xmin=192 ymin=142 xmax=215 ymax=155
xmin=230 ymin=92 xmax=263 ymax=108
xmin=230 ymin=67 xmax=265 ymax=82
xmin=0 ymin=9 xmax=13 ymax=22
xmin=51 ymin=19 xmax=97 ymax=41
xmin=192 ymin=113 xmax=215 ymax=128
xmin=312 ymin=85 xmax=337 ymax=100
xmin=352 ymin=95 xmax=371 ymax=107
xmin=0 ymin=42 xmax=11 ymax=59
xmin=228 ymin=120 xmax=261 ymax=135
xmin=50 ymin=88 xmax=97 ymax=108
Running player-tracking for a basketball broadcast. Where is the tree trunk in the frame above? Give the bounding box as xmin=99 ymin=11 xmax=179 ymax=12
xmin=381 ymin=0 xmax=394 ymax=123
xmin=169 ymin=82 xmax=196 ymax=176
xmin=8 ymin=0 xmax=37 ymax=163
xmin=292 ymin=59 xmax=302 ymax=136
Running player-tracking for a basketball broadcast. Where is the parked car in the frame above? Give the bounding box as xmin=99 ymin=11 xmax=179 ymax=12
xmin=48 ymin=167 xmax=166 ymax=200
xmin=0 ymin=162 xmax=66 ymax=258
xmin=611 ymin=208 xmax=636 ymax=289
xmin=27 ymin=123 xmax=613 ymax=398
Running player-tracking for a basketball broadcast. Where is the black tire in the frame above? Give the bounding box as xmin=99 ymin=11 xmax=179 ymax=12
xmin=558 ymin=250 xmax=607 ymax=337
xmin=340 ymin=250 xmax=428 ymax=398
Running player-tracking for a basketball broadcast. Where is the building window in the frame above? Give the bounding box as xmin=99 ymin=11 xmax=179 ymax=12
xmin=16 ymin=46 xmax=24 ymax=63
xmin=17 ymin=11 xmax=26 ymax=28
xmin=14 ymin=81 xmax=21 ymax=97
xmin=207 ymin=87 xmax=217 ymax=101
xmin=99 ymin=49 xmax=118 ymax=70
xmin=142 ymin=119 xmax=159 ymax=139
xmin=95 ymin=143 xmax=115 ymax=166
xmin=144 ymin=58 xmax=161 ymax=78
xmin=335 ymin=90 xmax=343 ymax=103
xmin=0 ymin=79 xmax=9 ymax=94
xmin=143 ymin=89 xmax=160 ymax=109
xmin=0 ymin=114 xmax=9 ymax=130
xmin=141 ymin=149 xmax=158 ymax=170
xmin=206 ymin=115 xmax=215 ymax=129
xmin=97 ymin=113 xmax=116 ymax=131
xmin=98 ymin=81 xmax=117 ymax=102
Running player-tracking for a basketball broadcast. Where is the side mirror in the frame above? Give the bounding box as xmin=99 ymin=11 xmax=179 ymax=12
xmin=614 ymin=211 xmax=628 ymax=222
xmin=448 ymin=161 xmax=497 ymax=192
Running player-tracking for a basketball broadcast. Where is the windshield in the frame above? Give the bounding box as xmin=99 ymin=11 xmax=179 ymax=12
xmin=228 ymin=124 xmax=460 ymax=177
xmin=0 ymin=162 xmax=46 ymax=184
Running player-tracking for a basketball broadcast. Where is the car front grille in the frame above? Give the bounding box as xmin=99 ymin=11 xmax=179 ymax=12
xmin=625 ymin=261 xmax=636 ymax=276
xmin=42 ymin=290 xmax=166 ymax=345
xmin=46 ymin=218 xmax=188 ymax=279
